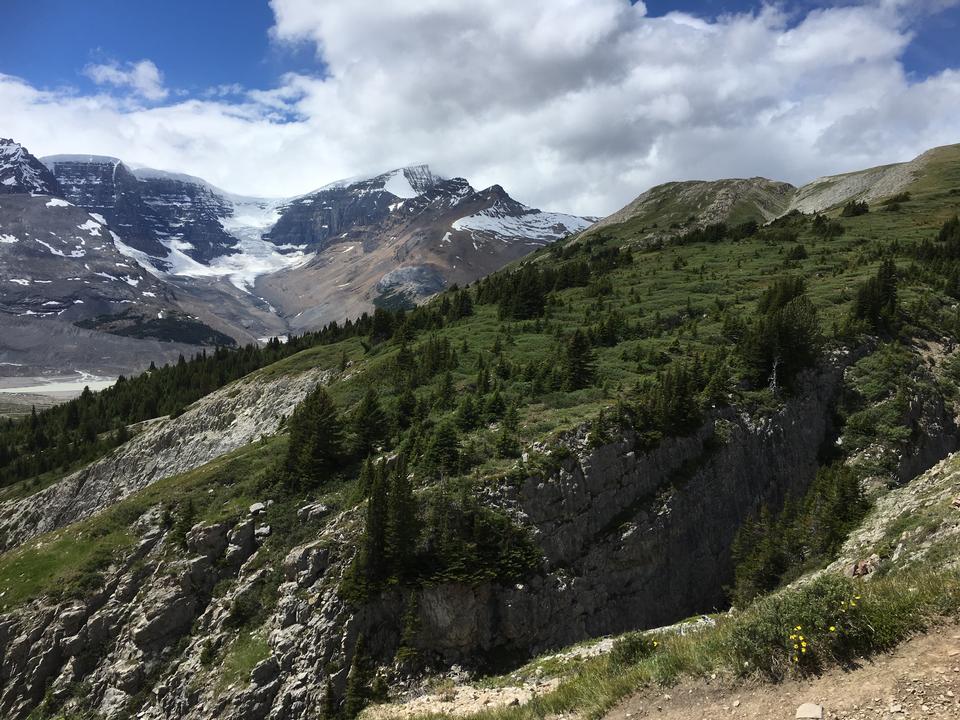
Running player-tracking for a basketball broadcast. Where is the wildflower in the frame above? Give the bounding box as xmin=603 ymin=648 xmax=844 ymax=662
xmin=850 ymin=601 xmax=857 ymax=607
xmin=653 ymin=641 xmax=659 ymax=647
xmin=794 ymin=644 xmax=799 ymax=649
xmin=789 ymin=634 xmax=797 ymax=640
xmin=801 ymin=647 xmax=806 ymax=654
xmin=829 ymin=626 xmax=836 ymax=632
xmin=795 ymin=625 xmax=802 ymax=631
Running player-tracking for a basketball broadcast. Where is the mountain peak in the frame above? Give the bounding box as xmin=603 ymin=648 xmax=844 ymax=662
xmin=0 ymin=139 xmax=60 ymax=195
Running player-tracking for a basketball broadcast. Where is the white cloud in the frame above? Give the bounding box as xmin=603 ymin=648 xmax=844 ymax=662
xmin=84 ymin=59 xmax=168 ymax=101
xmin=0 ymin=1 xmax=957 ymax=216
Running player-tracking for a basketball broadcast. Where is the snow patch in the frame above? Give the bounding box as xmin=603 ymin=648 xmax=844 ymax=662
xmin=45 ymin=198 xmax=72 ymax=208
xmin=77 ymin=219 xmax=102 ymax=236
xmin=382 ymin=170 xmax=419 ymax=199
xmin=451 ymin=205 xmax=591 ymax=242
xmin=0 ymin=234 xmax=17 ymax=244
xmin=9 ymin=278 xmax=30 ymax=286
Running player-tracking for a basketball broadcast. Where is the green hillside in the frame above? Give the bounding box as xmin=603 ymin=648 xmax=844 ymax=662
xmin=3 ymin=147 xmax=960 ymax=720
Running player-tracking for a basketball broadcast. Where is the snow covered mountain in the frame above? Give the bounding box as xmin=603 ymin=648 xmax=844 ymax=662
xmin=1 ymin=138 xmax=591 ymax=374
xmin=0 ymin=139 xmax=59 ymax=195
xmin=42 ymin=152 xmax=591 ymax=326
xmin=257 ymin=165 xmax=592 ymax=326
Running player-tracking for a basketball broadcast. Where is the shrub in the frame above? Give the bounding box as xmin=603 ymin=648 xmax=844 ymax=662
xmin=841 ymin=200 xmax=869 ymax=217
xmin=730 ymin=574 xmax=869 ymax=678
xmin=609 ymin=631 xmax=657 ymax=666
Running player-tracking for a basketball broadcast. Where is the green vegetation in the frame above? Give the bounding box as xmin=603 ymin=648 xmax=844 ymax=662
xmin=402 ymin=571 xmax=960 ymax=720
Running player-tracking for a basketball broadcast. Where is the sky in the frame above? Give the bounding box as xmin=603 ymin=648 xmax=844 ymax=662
xmin=1 ymin=0 xmax=959 ymax=215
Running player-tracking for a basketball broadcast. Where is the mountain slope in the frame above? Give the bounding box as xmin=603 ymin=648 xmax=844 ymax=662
xmin=0 ymin=139 xmax=59 ymax=195
xmin=42 ymin=151 xmax=591 ymax=335
xmin=586 ymin=177 xmax=796 ymax=239
xmin=258 ymin=171 xmax=592 ymax=327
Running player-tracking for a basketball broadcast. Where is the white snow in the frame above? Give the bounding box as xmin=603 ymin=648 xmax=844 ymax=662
xmin=1 ymin=177 xmax=14 ymax=186
xmin=89 ymin=213 xmax=108 ymax=225
xmin=36 ymin=239 xmax=85 ymax=258
xmin=77 ymin=219 xmax=102 ymax=236
xmin=382 ymin=169 xmax=419 ymax=199
xmin=451 ymin=204 xmax=592 ymax=242
xmin=341 ymin=245 xmax=355 ymax=253
xmin=45 ymin=198 xmax=72 ymax=208
xmin=441 ymin=232 xmax=452 ymax=245
xmin=9 ymin=278 xmax=30 ymax=286
xmin=0 ymin=234 xmax=17 ymax=244
xmin=142 ymin=291 xmax=156 ymax=297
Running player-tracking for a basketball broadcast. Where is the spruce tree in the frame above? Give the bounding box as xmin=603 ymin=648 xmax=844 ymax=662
xmin=387 ymin=455 xmax=418 ymax=577
xmin=343 ymin=635 xmax=371 ymax=720
xmin=363 ymin=461 xmax=389 ymax=585
xmin=351 ymin=387 xmax=387 ymax=457
xmin=563 ymin=329 xmax=597 ymax=390
xmin=286 ymin=386 xmax=344 ymax=488
xmin=420 ymin=421 xmax=460 ymax=478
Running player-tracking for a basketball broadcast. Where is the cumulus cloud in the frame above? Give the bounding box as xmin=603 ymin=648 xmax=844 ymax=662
xmin=83 ymin=59 xmax=168 ymax=101
xmin=1 ymin=1 xmax=958 ymax=215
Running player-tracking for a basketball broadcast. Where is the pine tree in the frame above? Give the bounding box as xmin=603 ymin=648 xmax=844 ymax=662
xmin=563 ymin=329 xmax=597 ymax=390
xmin=343 ymin=635 xmax=371 ymax=720
xmin=286 ymin=386 xmax=344 ymax=488
xmin=420 ymin=421 xmax=460 ymax=478
xmin=387 ymin=455 xmax=418 ymax=577
xmin=496 ymin=404 xmax=521 ymax=458
xmin=351 ymin=388 xmax=387 ymax=457
xmin=363 ymin=461 xmax=389 ymax=585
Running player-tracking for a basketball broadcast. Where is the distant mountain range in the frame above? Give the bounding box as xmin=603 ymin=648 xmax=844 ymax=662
xmin=1 ymin=136 xmax=951 ymax=377
xmin=0 ymin=138 xmax=592 ymax=375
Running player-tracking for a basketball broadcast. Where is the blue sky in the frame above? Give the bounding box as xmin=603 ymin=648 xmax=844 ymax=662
xmin=3 ymin=1 xmax=956 ymax=102
xmin=0 ymin=0 xmax=320 ymax=96
xmin=1 ymin=1 xmax=958 ymax=213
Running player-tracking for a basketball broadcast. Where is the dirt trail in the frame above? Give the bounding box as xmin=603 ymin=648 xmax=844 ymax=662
xmin=607 ymin=625 xmax=960 ymax=720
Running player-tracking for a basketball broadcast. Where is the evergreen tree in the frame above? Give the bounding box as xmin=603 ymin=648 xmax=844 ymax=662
xmin=496 ymin=403 xmax=521 ymax=458
xmin=563 ymin=329 xmax=597 ymax=390
xmin=362 ymin=461 xmax=389 ymax=585
xmin=286 ymin=386 xmax=345 ymax=488
xmin=420 ymin=421 xmax=460 ymax=478
xmin=343 ymin=635 xmax=371 ymax=720
xmin=387 ymin=455 xmax=418 ymax=576
xmin=351 ymin=388 xmax=387 ymax=457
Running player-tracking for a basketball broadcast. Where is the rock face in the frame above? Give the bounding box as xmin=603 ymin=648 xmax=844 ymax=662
xmin=0 ymin=515 xmax=261 ymax=720
xmin=0 ymin=139 xmax=59 ymax=195
xmin=587 ymin=177 xmax=797 ymax=237
xmin=43 ymin=155 xmax=173 ymax=259
xmin=256 ymin=173 xmax=592 ymax=329
xmin=0 ymin=366 xmax=330 ymax=551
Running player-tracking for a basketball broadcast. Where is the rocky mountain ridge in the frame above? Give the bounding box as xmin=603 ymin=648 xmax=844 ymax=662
xmin=1 ymin=139 xmax=593 ymax=376
xmin=584 ymin=143 xmax=959 ymax=240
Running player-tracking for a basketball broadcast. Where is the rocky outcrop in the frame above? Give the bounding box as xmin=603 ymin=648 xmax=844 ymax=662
xmin=0 ymin=367 xmax=330 ymax=552
xmin=126 ymin=362 xmax=851 ymax=720
xmin=0 ymin=514 xmax=262 ymax=720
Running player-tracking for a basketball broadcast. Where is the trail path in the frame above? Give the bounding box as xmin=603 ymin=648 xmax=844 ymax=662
xmin=607 ymin=625 xmax=960 ymax=720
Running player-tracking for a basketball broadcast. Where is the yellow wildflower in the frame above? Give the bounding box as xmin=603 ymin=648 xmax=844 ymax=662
xmin=829 ymin=626 xmax=836 ymax=632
